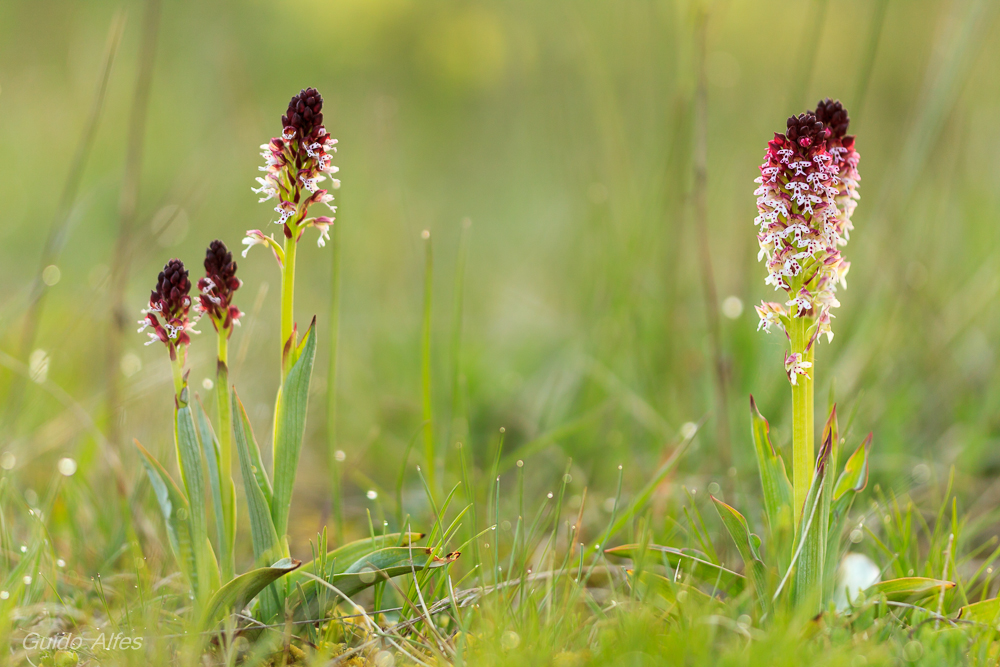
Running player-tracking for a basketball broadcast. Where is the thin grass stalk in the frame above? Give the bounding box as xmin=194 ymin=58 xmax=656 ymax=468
xmin=106 ymin=0 xmax=162 ymax=450
xmin=789 ymin=0 xmax=829 ymax=108
xmin=851 ymin=0 xmax=890 ymax=117
xmin=327 ymin=207 xmax=344 ymax=544
xmin=692 ymin=7 xmax=730 ymax=469
xmin=446 ymin=219 xmax=471 ymax=457
xmin=2 ymin=12 xmax=124 ymax=428
xmin=420 ymin=231 xmax=436 ymax=498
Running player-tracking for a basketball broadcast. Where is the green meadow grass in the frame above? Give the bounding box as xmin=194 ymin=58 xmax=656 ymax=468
xmin=2 ymin=0 xmax=1000 ymax=664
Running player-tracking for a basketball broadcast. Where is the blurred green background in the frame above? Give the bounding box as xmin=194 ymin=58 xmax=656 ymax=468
xmin=1 ymin=0 xmax=998 ymax=559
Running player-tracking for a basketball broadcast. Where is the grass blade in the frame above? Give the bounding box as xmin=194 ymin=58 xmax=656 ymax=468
xmin=867 ymin=577 xmax=955 ymax=602
xmin=604 ymin=544 xmax=745 ymax=590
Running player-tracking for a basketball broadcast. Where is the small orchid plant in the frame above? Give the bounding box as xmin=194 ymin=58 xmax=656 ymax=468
xmin=133 ymin=89 xmax=449 ymax=635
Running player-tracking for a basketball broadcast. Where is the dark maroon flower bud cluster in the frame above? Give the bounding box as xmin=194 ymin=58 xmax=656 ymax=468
xmin=814 ymin=98 xmax=850 ymax=139
xmin=282 ymin=88 xmax=325 ymax=141
xmin=784 ymin=112 xmax=828 ymax=148
xmin=139 ymin=259 xmax=196 ymax=355
xmin=197 ymin=240 xmax=242 ymax=335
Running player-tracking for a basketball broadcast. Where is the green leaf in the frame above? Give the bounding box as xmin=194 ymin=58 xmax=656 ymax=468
xmin=833 ymin=433 xmax=872 ymax=501
xmin=749 ymin=396 xmax=793 ymax=536
xmin=791 ymin=434 xmax=833 ymax=609
xmin=135 ymin=441 xmax=197 ymax=591
xmin=232 ymin=389 xmax=284 ymax=620
xmin=200 ymin=558 xmax=301 ymax=629
xmin=957 ymin=596 xmax=1000 ymax=623
xmin=331 ymin=547 xmax=459 ymax=598
xmin=712 ymin=497 xmax=769 ymax=613
xmin=232 ymin=390 xmax=281 ymax=565
xmin=272 ymin=319 xmax=317 ymax=540
xmin=292 ymin=532 xmax=425 ymax=582
xmin=604 ymin=544 xmax=745 ymax=590
xmin=296 ymin=546 xmax=459 ymax=614
xmin=866 ymin=577 xmax=954 ymax=602
xmin=194 ymin=398 xmax=227 ymax=579
xmin=176 ymin=404 xmax=218 ymax=599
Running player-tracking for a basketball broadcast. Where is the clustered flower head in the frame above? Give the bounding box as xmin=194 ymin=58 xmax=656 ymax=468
xmin=138 ymin=259 xmax=198 ymax=358
xmin=753 ymin=99 xmax=860 ymax=360
xmin=197 ymin=240 xmax=242 ymax=336
xmin=247 ymin=87 xmax=339 ymax=257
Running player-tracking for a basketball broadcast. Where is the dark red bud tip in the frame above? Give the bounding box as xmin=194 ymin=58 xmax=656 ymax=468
xmin=283 ymin=87 xmax=325 ymax=139
xmin=814 ymin=98 xmax=850 ymax=138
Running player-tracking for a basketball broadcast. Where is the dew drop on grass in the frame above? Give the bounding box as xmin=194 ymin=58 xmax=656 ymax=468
xmin=23 ymin=576 xmax=32 ymax=585
xmin=721 ymin=295 xmax=744 ymax=319
xmin=516 ymin=460 xmax=523 ymax=468
xmin=0 ymin=591 xmax=7 ymax=600
xmin=56 ymin=559 xmax=66 ymax=568
xmin=501 ymin=630 xmax=520 ymax=650
xmin=850 ymin=529 xmax=863 ymax=543
xmin=902 ymin=640 xmax=923 ymax=662
xmin=547 ymin=493 xmax=553 ymax=499
xmin=202 ymin=378 xmax=214 ymax=390
xmin=680 ymin=422 xmax=698 ymax=440
xmin=42 ymin=264 xmax=61 ymax=286
xmin=334 ymin=450 xmax=346 ymax=462
xmin=563 ymin=474 xmax=572 ymax=483
xmin=366 ymin=490 xmax=378 ymax=500
xmin=58 ymin=458 xmax=77 ymax=477
xmin=359 ymin=567 xmax=376 ymax=584
xmin=20 ymin=546 xmax=27 ymax=553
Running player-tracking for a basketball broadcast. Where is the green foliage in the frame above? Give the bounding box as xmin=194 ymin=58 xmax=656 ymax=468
xmin=271 ymin=320 xmax=318 ymax=541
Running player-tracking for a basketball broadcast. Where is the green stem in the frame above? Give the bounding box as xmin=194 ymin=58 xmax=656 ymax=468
xmin=790 ymin=316 xmax=815 ymax=527
xmin=170 ymin=348 xmax=186 ymax=406
xmin=280 ymin=231 xmax=298 ymax=377
xmin=327 ymin=218 xmax=344 ymax=544
xmin=216 ymin=332 xmax=236 ymax=581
